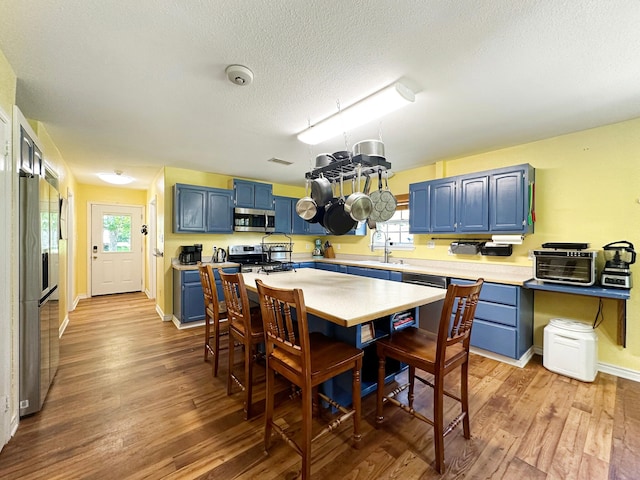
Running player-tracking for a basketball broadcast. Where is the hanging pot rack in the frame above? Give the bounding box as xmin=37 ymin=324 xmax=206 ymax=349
xmin=304 ymin=153 xmax=391 ymax=182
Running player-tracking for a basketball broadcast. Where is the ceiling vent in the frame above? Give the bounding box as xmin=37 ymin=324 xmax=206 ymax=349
xmin=267 ymin=157 xmax=293 ymax=166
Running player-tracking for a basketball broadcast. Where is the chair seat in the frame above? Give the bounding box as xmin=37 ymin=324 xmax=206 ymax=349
xmin=206 ymin=300 xmax=227 ymax=319
xmin=229 ymin=307 xmax=263 ymax=340
xmin=270 ymin=332 xmax=363 ymax=386
xmin=377 ymin=327 xmax=466 ymax=371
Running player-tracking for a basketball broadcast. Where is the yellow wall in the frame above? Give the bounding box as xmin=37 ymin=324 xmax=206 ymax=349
xmin=0 ymin=49 xmax=16 ymax=114
xmin=75 ymin=184 xmax=147 ymax=297
xmin=385 ymin=119 xmax=640 ymax=371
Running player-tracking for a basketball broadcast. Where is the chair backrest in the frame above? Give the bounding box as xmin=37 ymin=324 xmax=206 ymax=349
xmin=255 ymin=279 xmax=312 ymax=377
xmin=219 ymin=270 xmax=256 ymax=335
xmin=436 ymin=279 xmax=484 ymax=360
xmin=198 ymin=264 xmax=215 ymax=311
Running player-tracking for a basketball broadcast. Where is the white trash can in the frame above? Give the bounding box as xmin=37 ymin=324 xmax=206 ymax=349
xmin=543 ymin=318 xmax=598 ymax=382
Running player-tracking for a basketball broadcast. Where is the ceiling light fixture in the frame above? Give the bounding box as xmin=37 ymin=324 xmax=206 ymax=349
xmin=97 ymin=170 xmax=134 ymax=185
xmin=297 ymin=81 xmax=415 ymax=145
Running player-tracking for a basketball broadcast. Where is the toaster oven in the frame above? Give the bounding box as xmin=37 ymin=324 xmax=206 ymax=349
xmin=533 ymin=249 xmax=598 ymax=286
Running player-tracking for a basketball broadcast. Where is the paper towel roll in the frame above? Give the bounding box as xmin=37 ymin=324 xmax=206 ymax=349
xmin=491 ymin=235 xmax=523 ymax=244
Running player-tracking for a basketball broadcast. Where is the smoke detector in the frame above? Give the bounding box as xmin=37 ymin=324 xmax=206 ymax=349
xmin=225 ymin=65 xmax=253 ymax=86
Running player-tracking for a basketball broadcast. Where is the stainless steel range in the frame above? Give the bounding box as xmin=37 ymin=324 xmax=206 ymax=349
xmin=227 ymin=244 xmax=295 ymax=273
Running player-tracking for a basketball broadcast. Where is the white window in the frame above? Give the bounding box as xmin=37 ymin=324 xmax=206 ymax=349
xmin=371 ymin=210 xmax=414 ymax=250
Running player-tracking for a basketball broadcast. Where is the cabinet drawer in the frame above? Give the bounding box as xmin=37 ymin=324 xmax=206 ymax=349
xmin=183 ymin=270 xmax=200 ymax=283
xmin=452 ymin=279 xmax=518 ymax=306
xmin=470 ymin=319 xmax=517 ymax=358
xmin=475 ymin=302 xmax=517 ymax=327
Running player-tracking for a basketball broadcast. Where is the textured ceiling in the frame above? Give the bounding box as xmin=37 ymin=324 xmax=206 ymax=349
xmin=1 ymin=0 xmax=640 ymax=189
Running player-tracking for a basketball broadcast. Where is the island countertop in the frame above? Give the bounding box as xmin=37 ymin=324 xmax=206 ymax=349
xmin=241 ymin=269 xmax=445 ymax=328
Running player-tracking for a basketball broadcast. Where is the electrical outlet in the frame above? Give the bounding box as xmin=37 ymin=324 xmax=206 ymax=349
xmin=427 ymin=241 xmax=435 ymax=249
xmin=447 ymin=247 xmax=453 ymax=256
xmin=305 ymin=243 xmax=309 ymax=250
xmin=336 ymin=244 xmax=341 ymax=250
xmin=528 ymin=250 xmax=534 ymax=260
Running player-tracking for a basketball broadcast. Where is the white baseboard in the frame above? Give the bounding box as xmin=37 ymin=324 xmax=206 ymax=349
xmin=534 ymin=345 xmax=640 ymax=382
xmin=59 ymin=315 xmax=69 ymax=337
xmin=171 ymin=316 xmax=205 ymax=330
xmin=470 ymin=346 xmax=534 ymax=368
xmin=155 ymin=304 xmax=172 ymax=322
xmin=71 ymin=295 xmax=83 ymax=311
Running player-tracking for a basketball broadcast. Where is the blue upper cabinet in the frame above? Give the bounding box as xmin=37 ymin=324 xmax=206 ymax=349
xmin=409 ymin=164 xmax=534 ymax=234
xmin=233 ymin=179 xmax=274 ymax=209
xmin=490 ymin=166 xmax=530 ymax=233
xmin=174 ymin=183 xmax=233 ymax=233
xmin=206 ymin=188 xmax=234 ymax=233
xmin=174 ymin=184 xmax=207 ymax=232
xmin=458 ymin=174 xmax=489 ymax=232
xmin=430 ymin=179 xmax=457 ymax=233
xmin=274 ymin=195 xmax=293 ymax=234
xmin=409 ymin=182 xmax=430 ymax=233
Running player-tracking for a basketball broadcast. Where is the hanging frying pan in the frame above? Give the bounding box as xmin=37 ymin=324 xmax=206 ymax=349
xmin=374 ymin=170 xmax=397 ymax=222
xmin=344 ymin=167 xmax=372 ymax=222
xmin=295 ymin=179 xmax=317 ymax=221
xmin=368 ymin=169 xmax=384 ymax=222
xmin=324 ymin=174 xmax=356 ymax=235
xmin=311 ymin=173 xmax=332 ymax=207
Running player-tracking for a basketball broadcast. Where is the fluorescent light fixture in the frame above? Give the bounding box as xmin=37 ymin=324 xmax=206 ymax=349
xmin=297 ymin=81 xmax=415 ymax=145
xmin=97 ymin=170 xmax=134 ymax=185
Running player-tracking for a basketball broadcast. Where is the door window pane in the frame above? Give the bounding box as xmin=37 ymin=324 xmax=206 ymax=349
xmin=102 ymin=214 xmax=132 ymax=252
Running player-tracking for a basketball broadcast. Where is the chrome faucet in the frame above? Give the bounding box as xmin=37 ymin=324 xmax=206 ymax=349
xmin=372 ymin=230 xmax=392 ymax=263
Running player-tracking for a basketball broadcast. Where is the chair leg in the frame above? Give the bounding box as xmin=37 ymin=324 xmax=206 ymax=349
xmin=212 ymin=318 xmax=220 ymax=377
xmin=301 ymin=385 xmax=313 ymax=480
xmin=408 ymin=365 xmax=416 ymax=409
xmin=264 ymin=363 xmax=275 ymax=452
xmin=461 ymin=361 xmax=471 ymax=438
xmin=376 ymin=355 xmax=385 ymax=424
xmin=204 ymin=316 xmax=211 ymax=361
xmin=227 ymin=331 xmax=235 ymax=396
xmin=433 ymin=374 xmax=445 ymax=474
xmin=352 ymin=360 xmax=362 ymax=441
xmin=244 ymin=343 xmax=254 ymax=420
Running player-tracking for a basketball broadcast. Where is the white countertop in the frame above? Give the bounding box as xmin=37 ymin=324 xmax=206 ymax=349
xmin=241 ymin=269 xmax=445 ymax=328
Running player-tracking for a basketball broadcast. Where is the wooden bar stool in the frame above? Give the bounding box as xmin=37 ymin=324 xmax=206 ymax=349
xmin=219 ymin=270 xmax=264 ymax=420
xmin=198 ymin=264 xmax=228 ymax=376
xmin=255 ymin=279 xmax=364 ymax=480
xmin=376 ymin=278 xmax=484 ymax=474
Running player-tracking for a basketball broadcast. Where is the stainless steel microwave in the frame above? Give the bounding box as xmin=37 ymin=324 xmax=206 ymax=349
xmin=533 ymin=249 xmax=598 ymax=286
xmin=233 ymin=207 xmax=275 ymax=232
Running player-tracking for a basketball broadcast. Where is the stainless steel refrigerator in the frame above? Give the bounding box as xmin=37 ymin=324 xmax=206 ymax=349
xmin=19 ymin=169 xmax=60 ymax=416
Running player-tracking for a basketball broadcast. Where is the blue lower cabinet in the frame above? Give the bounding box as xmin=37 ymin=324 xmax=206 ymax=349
xmin=346 ymin=266 xmax=390 ymax=280
xmin=316 ymin=263 xmax=339 ymax=272
xmin=451 ymin=278 xmax=533 ymax=359
xmin=173 ymin=267 xmax=238 ymax=324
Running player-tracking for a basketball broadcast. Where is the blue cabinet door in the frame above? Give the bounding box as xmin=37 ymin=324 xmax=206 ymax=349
xmin=254 ymin=183 xmax=274 ymax=209
xmin=206 ymin=189 xmax=233 ymax=233
xmin=274 ymin=196 xmax=293 ymax=234
xmin=233 ymin=180 xmax=255 ymax=208
xmin=458 ymin=174 xmax=489 ymax=232
xmin=174 ymin=184 xmax=207 ymax=233
xmin=306 ymin=219 xmax=327 ymax=235
xmin=182 ymin=278 xmax=205 ymax=323
xmin=409 ymin=182 xmax=429 ymax=233
xmin=490 ymin=169 xmax=525 ymax=232
xmin=430 ymin=179 xmax=456 ymax=232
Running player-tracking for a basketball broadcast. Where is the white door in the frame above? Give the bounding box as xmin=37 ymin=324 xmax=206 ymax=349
xmin=90 ymin=204 xmax=143 ymax=296
xmin=0 ymin=106 xmax=12 ymax=451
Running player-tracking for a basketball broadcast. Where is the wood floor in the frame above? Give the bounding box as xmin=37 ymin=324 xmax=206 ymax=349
xmin=0 ymin=292 xmax=638 ymax=479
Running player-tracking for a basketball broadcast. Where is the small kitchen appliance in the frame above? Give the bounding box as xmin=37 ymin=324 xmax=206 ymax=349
xmin=179 ymin=244 xmax=202 ymax=265
xmin=312 ymin=239 xmax=323 ymax=258
xmin=600 ymin=241 xmax=635 ymax=289
xmin=533 ymin=244 xmax=598 ymax=286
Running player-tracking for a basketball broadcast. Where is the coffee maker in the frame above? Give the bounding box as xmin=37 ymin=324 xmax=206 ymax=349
xmin=179 ymin=244 xmax=202 ymax=265
xmin=601 ymin=241 xmax=635 ymax=288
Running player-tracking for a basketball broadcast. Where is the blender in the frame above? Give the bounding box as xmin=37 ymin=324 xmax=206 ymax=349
xmin=312 ymin=239 xmax=324 ymax=258
xmin=601 ymin=241 xmax=635 ymax=288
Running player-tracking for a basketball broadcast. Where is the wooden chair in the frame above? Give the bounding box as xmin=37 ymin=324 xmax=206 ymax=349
xmin=376 ymin=278 xmax=484 ymax=474
xmin=219 ymin=270 xmax=265 ymax=420
xmin=255 ymin=279 xmax=364 ymax=480
xmin=198 ymin=264 xmax=228 ymax=376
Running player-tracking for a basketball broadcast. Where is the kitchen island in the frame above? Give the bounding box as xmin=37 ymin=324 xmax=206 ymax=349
xmin=241 ymin=268 xmax=446 ymax=402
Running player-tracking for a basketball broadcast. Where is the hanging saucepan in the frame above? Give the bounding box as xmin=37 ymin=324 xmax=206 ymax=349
xmin=311 ymin=173 xmax=332 ymax=207
xmin=324 ymin=174 xmax=357 ymax=235
xmin=353 ymin=139 xmax=385 ymax=159
xmin=344 ymin=166 xmax=373 ymax=222
xmin=374 ymin=170 xmax=397 ymax=222
xmin=315 ymin=153 xmax=335 ymax=169
xmin=296 ymin=179 xmax=317 ymax=221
